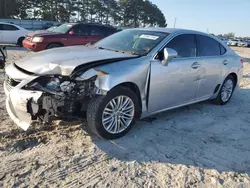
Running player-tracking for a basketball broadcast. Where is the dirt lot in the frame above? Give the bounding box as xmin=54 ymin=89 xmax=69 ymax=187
xmin=0 ymin=47 xmax=250 ymax=188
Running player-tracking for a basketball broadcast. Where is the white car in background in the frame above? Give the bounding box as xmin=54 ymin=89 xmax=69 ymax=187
xmin=238 ymin=40 xmax=249 ymax=47
xmin=0 ymin=22 xmax=29 ymax=46
xmin=219 ymin=37 xmax=229 ymax=45
xmin=227 ymin=39 xmax=241 ymax=46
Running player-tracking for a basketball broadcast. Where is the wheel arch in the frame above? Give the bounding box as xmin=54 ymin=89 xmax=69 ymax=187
xmin=17 ymin=36 xmax=25 ymax=45
xmin=112 ymin=82 xmax=142 ymax=114
xmin=46 ymin=42 xmax=64 ymax=49
xmin=227 ymin=72 xmax=238 ymax=87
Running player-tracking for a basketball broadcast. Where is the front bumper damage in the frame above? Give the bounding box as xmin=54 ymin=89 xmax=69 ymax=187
xmin=5 ymin=86 xmax=43 ymax=130
xmin=4 ymin=68 xmax=103 ymax=131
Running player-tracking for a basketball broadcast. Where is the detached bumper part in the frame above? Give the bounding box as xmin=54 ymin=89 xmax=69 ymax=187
xmin=5 ymin=88 xmax=43 ymax=131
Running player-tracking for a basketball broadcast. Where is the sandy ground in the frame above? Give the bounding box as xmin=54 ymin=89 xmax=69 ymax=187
xmin=0 ymin=47 xmax=250 ymax=188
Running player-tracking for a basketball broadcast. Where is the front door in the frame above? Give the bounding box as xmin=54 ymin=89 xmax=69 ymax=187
xmin=148 ymin=34 xmax=201 ymax=112
xmin=66 ymin=24 xmax=88 ymax=46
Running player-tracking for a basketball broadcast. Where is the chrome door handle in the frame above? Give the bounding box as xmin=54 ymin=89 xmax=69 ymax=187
xmin=223 ymin=59 xmax=228 ymax=65
xmin=191 ymin=62 xmax=200 ymax=69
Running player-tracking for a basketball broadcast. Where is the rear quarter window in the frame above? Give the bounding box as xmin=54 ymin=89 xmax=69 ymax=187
xmin=197 ymin=35 xmax=221 ymax=57
xmin=220 ymin=45 xmax=227 ymax=55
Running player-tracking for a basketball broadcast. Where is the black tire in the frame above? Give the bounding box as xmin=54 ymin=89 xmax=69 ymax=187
xmin=46 ymin=43 xmax=62 ymax=49
xmin=87 ymin=86 xmax=140 ymax=139
xmin=214 ymin=75 xmax=236 ymax=105
xmin=17 ymin=37 xmax=25 ymax=47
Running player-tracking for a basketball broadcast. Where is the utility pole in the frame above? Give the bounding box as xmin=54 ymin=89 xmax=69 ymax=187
xmin=174 ymin=17 xmax=177 ymax=28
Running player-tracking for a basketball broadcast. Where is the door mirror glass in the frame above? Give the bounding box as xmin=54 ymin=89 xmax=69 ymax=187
xmin=161 ymin=48 xmax=178 ymax=66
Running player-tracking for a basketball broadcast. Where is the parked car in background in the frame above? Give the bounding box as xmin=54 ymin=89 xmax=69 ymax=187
xmin=238 ymin=40 xmax=249 ymax=47
xmin=227 ymin=39 xmax=241 ymax=46
xmin=5 ymin=28 xmax=243 ymax=139
xmin=0 ymin=22 xmax=29 ymax=46
xmin=23 ymin=23 xmax=118 ymax=52
xmin=219 ymin=37 xmax=229 ymax=45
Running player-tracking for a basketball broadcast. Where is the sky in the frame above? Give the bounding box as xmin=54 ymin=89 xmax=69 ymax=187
xmin=151 ymin=0 xmax=250 ymax=37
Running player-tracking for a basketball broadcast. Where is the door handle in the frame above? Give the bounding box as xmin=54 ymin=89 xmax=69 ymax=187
xmin=223 ymin=59 xmax=228 ymax=65
xmin=191 ymin=62 xmax=200 ymax=69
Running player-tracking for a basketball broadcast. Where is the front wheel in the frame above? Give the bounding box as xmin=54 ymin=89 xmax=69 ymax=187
xmin=87 ymin=86 xmax=140 ymax=139
xmin=214 ymin=75 xmax=235 ymax=105
xmin=46 ymin=43 xmax=62 ymax=49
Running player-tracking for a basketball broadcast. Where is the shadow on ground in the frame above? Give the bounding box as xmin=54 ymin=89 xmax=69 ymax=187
xmin=6 ymin=47 xmax=28 ymax=52
xmin=93 ymin=88 xmax=250 ymax=175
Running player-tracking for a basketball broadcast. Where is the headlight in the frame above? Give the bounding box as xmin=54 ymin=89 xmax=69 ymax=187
xmin=32 ymin=37 xmax=44 ymax=43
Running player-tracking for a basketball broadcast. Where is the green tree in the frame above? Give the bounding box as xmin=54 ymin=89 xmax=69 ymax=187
xmin=0 ymin=0 xmax=167 ymax=27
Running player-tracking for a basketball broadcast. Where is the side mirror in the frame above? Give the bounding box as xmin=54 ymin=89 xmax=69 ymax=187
xmin=161 ymin=48 xmax=178 ymax=66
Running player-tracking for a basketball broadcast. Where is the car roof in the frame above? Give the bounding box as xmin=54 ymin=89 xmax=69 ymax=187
xmin=130 ymin=27 xmax=209 ymax=35
xmin=67 ymin=22 xmax=116 ymax=29
xmin=0 ymin=22 xmax=15 ymax=25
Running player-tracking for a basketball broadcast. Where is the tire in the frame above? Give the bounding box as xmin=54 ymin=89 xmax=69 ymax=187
xmin=87 ymin=86 xmax=140 ymax=139
xmin=46 ymin=43 xmax=62 ymax=49
xmin=214 ymin=75 xmax=236 ymax=105
xmin=17 ymin=37 xmax=25 ymax=47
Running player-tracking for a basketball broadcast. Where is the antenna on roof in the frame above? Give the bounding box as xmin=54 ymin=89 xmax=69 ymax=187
xmin=174 ymin=17 xmax=177 ymax=28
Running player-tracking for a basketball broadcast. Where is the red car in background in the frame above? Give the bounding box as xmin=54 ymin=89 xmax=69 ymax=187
xmin=23 ymin=23 xmax=118 ymax=52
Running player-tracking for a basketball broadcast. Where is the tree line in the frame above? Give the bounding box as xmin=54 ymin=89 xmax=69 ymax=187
xmin=0 ymin=0 xmax=167 ymax=27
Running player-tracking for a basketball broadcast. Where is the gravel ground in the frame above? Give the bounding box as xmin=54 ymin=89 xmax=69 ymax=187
xmin=0 ymin=47 xmax=250 ymax=188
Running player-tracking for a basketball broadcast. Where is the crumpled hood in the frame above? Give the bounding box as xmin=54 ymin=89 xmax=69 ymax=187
xmin=15 ymin=46 xmax=137 ymax=76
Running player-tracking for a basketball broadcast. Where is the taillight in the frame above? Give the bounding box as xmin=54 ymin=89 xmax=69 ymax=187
xmin=240 ymin=59 xmax=244 ymax=68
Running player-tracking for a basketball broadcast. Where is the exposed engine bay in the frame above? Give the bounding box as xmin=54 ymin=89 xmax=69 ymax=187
xmin=23 ymin=75 xmax=101 ymax=123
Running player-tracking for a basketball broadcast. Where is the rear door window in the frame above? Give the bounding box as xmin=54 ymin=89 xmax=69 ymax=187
xmin=72 ymin=25 xmax=88 ymax=36
xmin=89 ymin=26 xmax=105 ymax=36
xmin=2 ymin=24 xmax=19 ymax=31
xmin=103 ymin=27 xmax=117 ymax=36
xmin=166 ymin=34 xmax=197 ymax=58
xmin=197 ymin=35 xmax=221 ymax=56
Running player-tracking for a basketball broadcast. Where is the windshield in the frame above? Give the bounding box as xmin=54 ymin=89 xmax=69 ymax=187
xmin=94 ymin=29 xmax=168 ymax=55
xmin=47 ymin=26 xmax=57 ymax=32
xmin=50 ymin=24 xmax=73 ymax=34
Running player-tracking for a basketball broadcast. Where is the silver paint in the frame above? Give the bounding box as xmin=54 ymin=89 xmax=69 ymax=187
xmin=4 ymin=28 xmax=243 ymax=130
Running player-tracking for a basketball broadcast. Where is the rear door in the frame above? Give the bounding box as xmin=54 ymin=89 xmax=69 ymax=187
xmin=195 ymin=34 xmax=228 ymax=100
xmin=86 ymin=26 xmax=106 ymax=44
xmin=2 ymin=24 xmax=20 ymax=44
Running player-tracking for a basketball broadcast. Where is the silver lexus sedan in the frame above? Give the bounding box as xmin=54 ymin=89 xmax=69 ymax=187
xmin=4 ymin=28 xmax=243 ymax=139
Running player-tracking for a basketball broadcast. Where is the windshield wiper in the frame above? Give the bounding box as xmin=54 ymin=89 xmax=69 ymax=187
xmin=95 ymin=46 xmax=141 ymax=56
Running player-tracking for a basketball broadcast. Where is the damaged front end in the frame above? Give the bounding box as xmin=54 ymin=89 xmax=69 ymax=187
xmin=5 ymin=71 xmax=104 ymax=130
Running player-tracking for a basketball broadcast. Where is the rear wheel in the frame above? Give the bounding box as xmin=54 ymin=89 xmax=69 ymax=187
xmin=46 ymin=43 xmax=62 ymax=49
xmin=17 ymin=37 xmax=25 ymax=47
xmin=214 ymin=75 xmax=235 ymax=105
xmin=87 ymin=86 xmax=140 ymax=139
